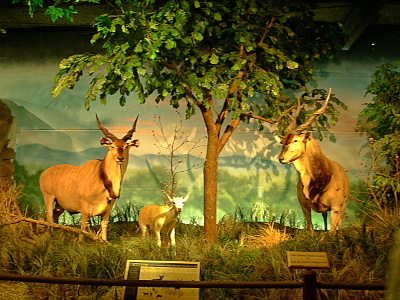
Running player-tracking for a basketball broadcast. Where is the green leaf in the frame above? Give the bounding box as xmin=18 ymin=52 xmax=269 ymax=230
xmin=44 ymin=6 xmax=77 ymax=22
xmin=45 ymin=6 xmax=64 ymax=22
xmin=166 ymin=39 xmax=176 ymax=50
xmin=210 ymin=53 xmax=219 ymax=64
xmin=119 ymin=95 xmax=126 ymax=106
xmin=214 ymin=12 xmax=222 ymax=21
xmin=193 ymin=32 xmax=203 ymax=41
xmin=134 ymin=43 xmax=143 ymax=52
xmin=137 ymin=67 xmax=147 ymax=76
xmin=100 ymin=93 xmax=107 ymax=105
xmin=213 ymin=87 xmax=227 ymax=99
xmin=84 ymin=99 xmax=90 ymax=110
xmin=90 ymin=32 xmax=102 ymax=44
xmin=286 ymin=60 xmax=299 ymax=69
xmin=148 ymin=51 xmax=157 ymax=60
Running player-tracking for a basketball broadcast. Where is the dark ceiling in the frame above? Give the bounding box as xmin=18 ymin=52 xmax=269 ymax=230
xmin=0 ymin=0 xmax=399 ymax=50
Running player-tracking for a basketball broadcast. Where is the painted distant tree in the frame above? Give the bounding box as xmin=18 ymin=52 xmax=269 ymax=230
xmin=18 ymin=0 xmax=346 ymax=242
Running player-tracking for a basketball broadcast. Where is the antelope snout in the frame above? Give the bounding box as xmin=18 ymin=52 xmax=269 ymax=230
xmin=117 ymin=157 xmax=125 ymax=164
xmin=177 ymin=208 xmax=182 ymax=213
xmin=279 ymin=156 xmax=290 ymax=164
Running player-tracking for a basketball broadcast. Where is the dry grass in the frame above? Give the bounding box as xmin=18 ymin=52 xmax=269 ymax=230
xmin=241 ymin=223 xmax=292 ymax=249
xmin=0 ymin=282 xmax=31 ymax=300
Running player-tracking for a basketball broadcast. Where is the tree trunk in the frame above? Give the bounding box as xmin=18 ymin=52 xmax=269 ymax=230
xmin=200 ymin=104 xmax=241 ymax=243
xmin=199 ymin=103 xmax=222 ymax=244
xmin=203 ymin=131 xmax=219 ymax=243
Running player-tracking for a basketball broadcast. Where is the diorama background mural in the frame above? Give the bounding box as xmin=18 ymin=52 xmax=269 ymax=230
xmin=0 ymin=26 xmax=399 ymax=228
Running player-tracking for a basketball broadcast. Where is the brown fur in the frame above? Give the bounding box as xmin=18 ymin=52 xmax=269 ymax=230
xmin=138 ymin=192 xmax=190 ymax=247
xmin=279 ymin=133 xmax=349 ymax=231
xmin=40 ymin=135 xmax=139 ymax=241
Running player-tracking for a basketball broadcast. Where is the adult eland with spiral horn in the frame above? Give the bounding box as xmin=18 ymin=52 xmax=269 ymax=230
xmin=40 ymin=114 xmax=140 ymax=241
xmin=277 ymin=89 xmax=349 ymax=232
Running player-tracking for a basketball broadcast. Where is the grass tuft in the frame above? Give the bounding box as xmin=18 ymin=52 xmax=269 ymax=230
xmin=241 ymin=223 xmax=292 ymax=250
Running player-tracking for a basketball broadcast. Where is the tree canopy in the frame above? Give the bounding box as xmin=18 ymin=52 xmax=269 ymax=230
xmin=51 ymin=1 xmax=345 ymax=126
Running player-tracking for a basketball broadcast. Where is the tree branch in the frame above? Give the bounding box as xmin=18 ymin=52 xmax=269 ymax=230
xmin=244 ymin=103 xmax=299 ymax=125
xmin=105 ymin=0 xmax=125 ymax=14
xmin=218 ymin=102 xmax=298 ymax=154
xmin=217 ymin=71 xmax=245 ymax=126
xmin=260 ymin=16 xmax=277 ymax=45
xmin=206 ymin=89 xmax=219 ymax=115
xmin=1 ymin=214 xmax=108 ymax=243
xmin=218 ymin=117 xmax=242 ymax=154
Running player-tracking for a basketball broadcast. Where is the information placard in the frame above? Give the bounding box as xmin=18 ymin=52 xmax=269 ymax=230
xmin=287 ymin=251 xmax=330 ymax=269
xmin=123 ymin=260 xmax=200 ymax=300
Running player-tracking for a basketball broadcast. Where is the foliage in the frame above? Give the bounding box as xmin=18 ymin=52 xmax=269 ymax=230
xmin=361 ymin=61 xmax=400 ymax=139
xmin=50 ymin=0 xmax=345 ymax=128
xmin=358 ymin=61 xmax=400 ymax=211
xmin=355 ymin=139 xmax=400 ymax=223
xmin=14 ymin=161 xmax=44 ymax=215
xmin=12 ymin=0 xmax=99 ymax=21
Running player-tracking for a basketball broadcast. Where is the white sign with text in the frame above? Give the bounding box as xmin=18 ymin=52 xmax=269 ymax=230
xmin=287 ymin=251 xmax=330 ymax=269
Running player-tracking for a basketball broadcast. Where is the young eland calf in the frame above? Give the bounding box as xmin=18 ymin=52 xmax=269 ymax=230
xmin=138 ymin=191 xmax=191 ymax=247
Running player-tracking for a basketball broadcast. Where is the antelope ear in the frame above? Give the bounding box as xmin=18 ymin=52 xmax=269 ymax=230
xmin=100 ymin=137 xmax=112 ymax=146
xmin=128 ymin=139 xmax=140 ymax=148
xmin=184 ymin=191 xmax=191 ymax=201
xmin=274 ymin=135 xmax=284 ymax=144
xmin=162 ymin=190 xmax=173 ymax=202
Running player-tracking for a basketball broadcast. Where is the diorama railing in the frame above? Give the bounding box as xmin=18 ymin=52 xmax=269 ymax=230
xmin=0 ymin=272 xmax=385 ymax=300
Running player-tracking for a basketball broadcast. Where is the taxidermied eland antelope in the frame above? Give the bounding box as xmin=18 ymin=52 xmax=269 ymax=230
xmin=138 ymin=191 xmax=191 ymax=247
xmin=277 ymin=89 xmax=349 ymax=232
xmin=39 ymin=114 xmax=140 ymax=241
